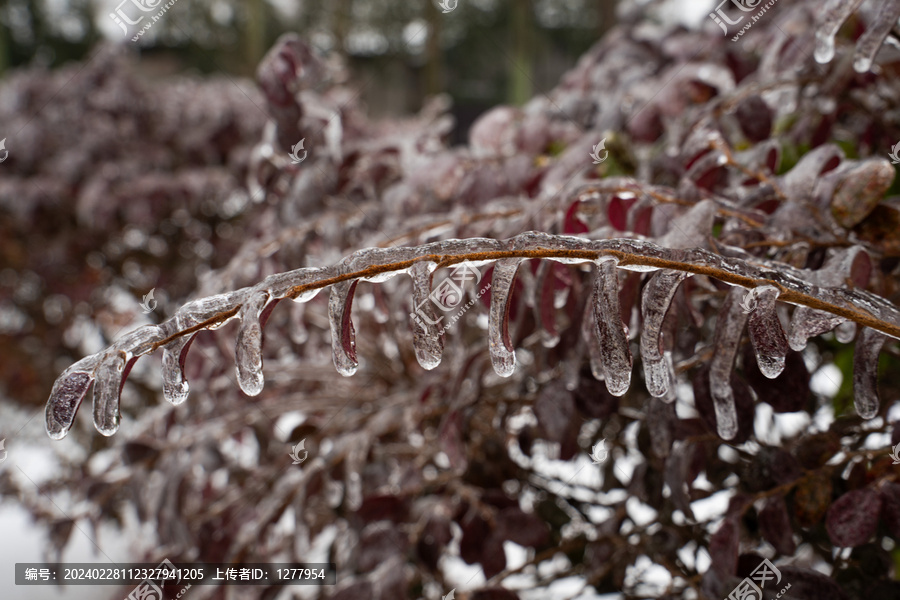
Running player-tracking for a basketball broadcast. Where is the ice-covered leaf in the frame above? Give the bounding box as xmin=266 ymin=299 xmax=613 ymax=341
xmin=852 ymin=0 xmax=900 ymax=72
xmin=408 ymin=262 xmax=444 ymax=370
xmin=592 ymin=259 xmax=633 ymax=396
xmin=815 ymin=0 xmax=867 ymax=63
xmin=235 ymin=291 xmax=270 ymax=396
xmin=830 ymin=159 xmax=895 ymax=228
xmin=853 ymin=326 xmax=886 ymax=419
xmin=709 ymin=288 xmax=750 ymax=440
xmin=45 ymin=358 xmax=97 ymax=440
xmin=92 ymin=354 xmax=125 ymax=436
xmin=488 ymin=258 xmax=523 ymax=377
xmin=329 ymin=280 xmax=359 ymax=376
xmin=640 ymin=269 xmax=688 ymax=398
xmin=746 ymin=286 xmax=788 ymax=378
xmin=694 ymin=364 xmax=755 ymax=444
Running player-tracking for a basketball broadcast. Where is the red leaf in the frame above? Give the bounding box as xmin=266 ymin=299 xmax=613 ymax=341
xmin=608 ymin=196 xmax=636 ymax=231
xmin=563 ymin=200 xmax=589 ymax=234
xmin=826 ymin=486 xmax=881 ymax=547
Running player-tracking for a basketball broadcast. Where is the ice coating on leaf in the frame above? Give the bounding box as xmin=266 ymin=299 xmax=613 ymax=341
xmin=508 ymin=231 xmax=595 ymax=265
xmin=709 ymin=288 xmax=749 ymax=440
xmin=488 ymin=257 xmax=522 ymax=377
xmin=582 ymin=297 xmax=604 ymax=382
xmin=45 ymin=356 xmax=99 ymax=440
xmin=93 ymin=354 xmax=125 ymax=436
xmin=114 ymin=325 xmax=166 ymax=358
xmin=329 ymin=279 xmax=359 ymax=376
xmin=177 ymin=293 xmax=242 ymax=330
xmin=593 ymin=259 xmax=633 ymax=396
xmin=161 ymin=293 xmax=240 ymax=404
xmin=161 ymin=335 xmax=194 ymax=405
xmin=853 ymin=0 xmax=900 ymax=72
xmin=747 ymin=286 xmax=788 ymax=378
xmin=640 ymin=269 xmax=689 ymax=398
xmin=409 ymin=261 xmax=444 ymax=370
xmin=815 ymin=0 xmax=866 ymax=63
xmin=344 ymin=246 xmax=418 ymax=283
xmin=788 ymin=306 xmax=845 ymax=351
xmin=263 ymin=267 xmax=329 ymax=301
xmin=657 ymin=200 xmax=717 ymax=250
xmin=853 ymin=327 xmax=885 ymax=419
xmin=235 ymin=291 xmax=269 ymax=396
xmin=779 ymin=144 xmax=843 ymax=202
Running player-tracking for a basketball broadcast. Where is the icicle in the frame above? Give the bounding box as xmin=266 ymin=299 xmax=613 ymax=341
xmin=853 ymin=0 xmax=900 ymax=72
xmin=709 ymin=288 xmax=749 ymax=440
xmin=235 ymin=291 xmax=270 ymax=396
xmin=787 ymin=306 xmax=845 ymax=351
xmin=593 ymin=259 xmax=633 ymax=396
xmin=488 ymin=258 xmax=523 ymax=377
xmin=409 ymin=262 xmax=444 ymax=370
xmin=329 ymin=280 xmax=359 ymax=376
xmin=92 ymin=354 xmax=125 ymax=436
xmin=162 ymin=293 xmax=239 ymax=405
xmin=815 ymin=0 xmax=866 ymax=63
xmin=853 ymin=327 xmax=885 ymax=419
xmin=45 ymin=356 xmax=99 ymax=440
xmin=640 ymin=269 xmax=689 ymax=398
xmin=746 ymin=286 xmax=788 ymax=379
xmin=835 ymin=321 xmax=857 ymax=343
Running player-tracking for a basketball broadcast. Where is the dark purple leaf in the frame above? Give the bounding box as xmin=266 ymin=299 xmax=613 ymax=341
xmin=759 ymin=496 xmax=796 ymax=555
xmin=826 ymin=487 xmax=881 ymax=547
xmin=710 ymin=517 xmax=739 ymax=577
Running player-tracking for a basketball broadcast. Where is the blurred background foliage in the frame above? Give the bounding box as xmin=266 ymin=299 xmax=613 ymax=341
xmin=0 ymin=0 xmax=617 ymax=138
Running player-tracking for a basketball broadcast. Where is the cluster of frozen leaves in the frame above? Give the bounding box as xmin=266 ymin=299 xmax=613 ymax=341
xmin=12 ymin=1 xmax=900 ymax=599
